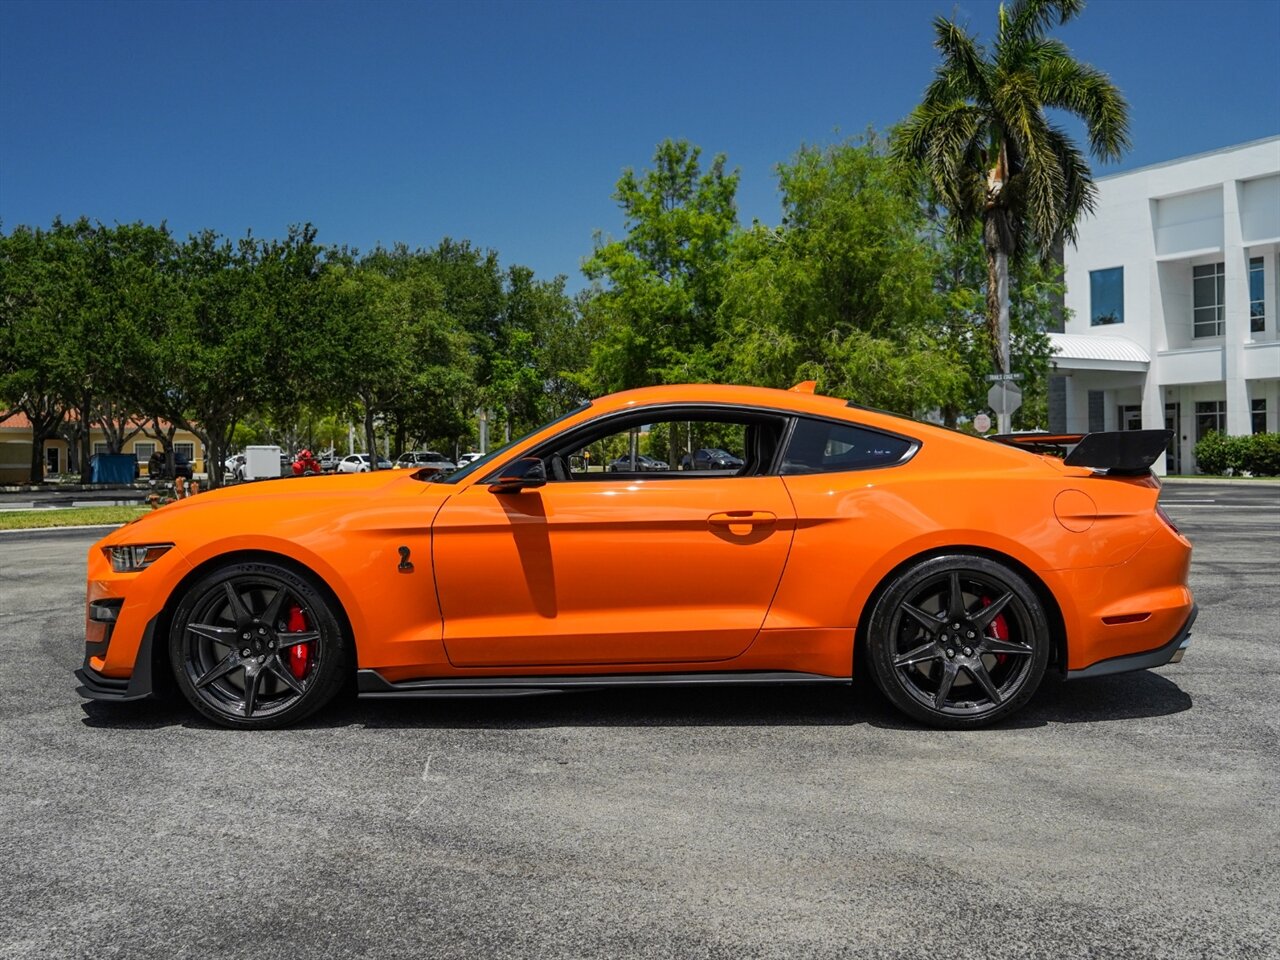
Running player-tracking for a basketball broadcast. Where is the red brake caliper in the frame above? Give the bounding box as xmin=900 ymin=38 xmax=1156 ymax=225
xmin=286 ymin=604 xmax=312 ymax=679
xmin=982 ymin=595 xmax=1010 ymax=664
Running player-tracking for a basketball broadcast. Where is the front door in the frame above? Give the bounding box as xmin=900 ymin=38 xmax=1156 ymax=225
xmin=432 ymin=476 xmax=796 ymax=668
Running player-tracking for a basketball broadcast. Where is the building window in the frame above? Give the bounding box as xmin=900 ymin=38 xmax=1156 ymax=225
xmin=1195 ymin=400 xmax=1226 ymax=441
xmin=1088 ymin=391 xmax=1105 ymax=433
xmin=1249 ymin=257 xmax=1265 ymax=333
xmin=134 ymin=441 xmax=155 ymax=463
xmin=92 ymin=442 xmax=109 ymax=457
xmin=1089 ymin=267 xmax=1124 ymax=325
xmin=1119 ymin=405 xmax=1142 ymax=431
xmin=1253 ymin=399 xmax=1267 ymax=435
xmin=175 ymin=442 xmax=195 ymax=462
xmin=1193 ymin=262 xmax=1225 ymax=338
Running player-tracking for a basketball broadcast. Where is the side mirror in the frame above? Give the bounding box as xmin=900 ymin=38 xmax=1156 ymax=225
xmin=489 ymin=457 xmax=547 ymax=493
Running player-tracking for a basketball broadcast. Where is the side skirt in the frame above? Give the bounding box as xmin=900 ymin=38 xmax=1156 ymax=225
xmin=357 ymin=669 xmax=851 ymax=700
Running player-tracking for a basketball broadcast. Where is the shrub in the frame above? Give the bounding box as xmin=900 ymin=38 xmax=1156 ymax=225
xmin=1193 ymin=431 xmax=1234 ymax=475
xmin=1239 ymin=432 xmax=1280 ymax=476
xmin=1193 ymin=431 xmax=1280 ymax=476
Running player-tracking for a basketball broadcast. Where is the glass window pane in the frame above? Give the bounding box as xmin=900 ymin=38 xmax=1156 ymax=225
xmin=781 ymin=419 xmax=912 ymax=474
xmin=1089 ymin=267 xmax=1123 ymax=325
xmin=1194 ymin=276 xmax=1215 ymax=307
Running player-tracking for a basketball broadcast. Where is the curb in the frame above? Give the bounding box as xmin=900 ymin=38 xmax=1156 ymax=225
xmin=0 ymin=524 xmax=124 ymax=542
xmin=1161 ymin=476 xmax=1280 ymax=486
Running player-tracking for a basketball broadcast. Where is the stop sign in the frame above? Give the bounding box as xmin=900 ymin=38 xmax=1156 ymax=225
xmin=973 ymin=413 xmax=992 ymax=433
xmin=987 ymin=382 xmax=1023 ymax=417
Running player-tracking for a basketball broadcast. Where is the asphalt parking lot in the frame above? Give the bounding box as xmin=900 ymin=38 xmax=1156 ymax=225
xmin=1 ymin=483 xmax=1277 ymax=959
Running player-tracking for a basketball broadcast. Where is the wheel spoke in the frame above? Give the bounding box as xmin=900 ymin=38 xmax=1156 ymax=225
xmin=894 ymin=641 xmax=944 ymax=668
xmin=946 ymin=571 xmax=968 ymax=620
xmin=242 ymin=667 xmax=261 ymax=717
xmin=188 ymin=622 xmax=239 ymax=644
xmin=266 ymin=658 xmax=305 ymax=695
xmin=901 ymin=603 xmax=944 ymax=636
xmin=966 ymin=661 xmax=1003 ymax=705
xmin=933 ymin=660 xmax=959 ymax=708
xmin=275 ymin=630 xmax=319 ymax=651
xmin=982 ymin=637 xmax=1033 ymax=657
xmin=195 ymin=652 xmax=241 ymax=689
xmin=970 ymin=591 xmax=1014 ymax=631
xmin=224 ymin=582 xmax=253 ymax=626
xmin=260 ymin=587 xmax=290 ymax=630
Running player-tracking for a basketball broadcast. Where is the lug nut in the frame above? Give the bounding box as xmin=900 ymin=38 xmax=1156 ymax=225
xmin=241 ymin=649 xmax=250 ymax=657
xmin=946 ymin=648 xmax=955 ymax=658
xmin=257 ymin=655 xmax=265 ymax=664
xmin=964 ymin=647 xmax=973 ymax=657
xmin=967 ymin=631 xmax=975 ymax=639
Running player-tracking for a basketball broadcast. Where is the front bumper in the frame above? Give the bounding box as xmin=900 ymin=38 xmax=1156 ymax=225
xmin=74 ymin=616 xmax=160 ymax=701
xmin=1066 ymin=604 xmax=1198 ymax=680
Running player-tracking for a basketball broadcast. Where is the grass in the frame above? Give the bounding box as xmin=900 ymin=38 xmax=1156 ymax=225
xmin=0 ymin=505 xmax=151 ymax=531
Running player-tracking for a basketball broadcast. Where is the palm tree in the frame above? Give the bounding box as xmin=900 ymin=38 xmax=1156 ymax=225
xmin=892 ymin=0 xmax=1129 ymax=425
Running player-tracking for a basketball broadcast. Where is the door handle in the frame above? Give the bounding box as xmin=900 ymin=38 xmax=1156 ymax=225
xmin=708 ymin=511 xmax=777 ymax=535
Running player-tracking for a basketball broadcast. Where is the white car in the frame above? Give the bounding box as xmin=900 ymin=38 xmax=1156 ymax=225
xmin=223 ymin=454 xmax=246 ymax=481
xmin=336 ymin=453 xmax=393 ymax=473
xmin=456 ymin=452 xmax=484 ymax=466
xmin=393 ymin=451 xmax=457 ymax=474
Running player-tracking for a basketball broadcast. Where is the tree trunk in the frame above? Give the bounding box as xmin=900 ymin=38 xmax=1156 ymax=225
xmin=984 ymin=238 xmax=1014 ymax=434
xmin=29 ymin=434 xmax=45 ymax=484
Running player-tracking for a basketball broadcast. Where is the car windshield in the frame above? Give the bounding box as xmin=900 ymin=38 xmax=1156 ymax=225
xmin=431 ymin=403 xmax=593 ymax=484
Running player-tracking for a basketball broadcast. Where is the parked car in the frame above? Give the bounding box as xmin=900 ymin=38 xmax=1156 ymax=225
xmin=607 ymin=453 xmax=670 ymax=472
xmin=337 ymin=453 xmax=393 ymax=473
xmin=456 ymin=452 xmax=484 ymax=467
xmin=680 ymin=447 xmax=744 ymax=471
xmin=223 ymin=454 xmax=246 ymax=481
xmin=394 ymin=451 xmax=457 ymax=474
xmin=150 ymin=450 xmax=194 ymax=481
xmin=77 ymin=381 xmax=1195 ymax=731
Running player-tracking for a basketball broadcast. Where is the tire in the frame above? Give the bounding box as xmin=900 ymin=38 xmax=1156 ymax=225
xmin=169 ymin=560 xmax=349 ymax=729
xmin=866 ymin=554 xmax=1050 ymax=729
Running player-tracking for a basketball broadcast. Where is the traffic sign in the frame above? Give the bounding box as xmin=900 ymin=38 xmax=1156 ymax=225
xmin=987 ymin=381 xmax=1023 ymax=417
xmin=984 ymin=372 xmax=1024 ymax=382
xmin=973 ymin=413 xmax=992 ymax=433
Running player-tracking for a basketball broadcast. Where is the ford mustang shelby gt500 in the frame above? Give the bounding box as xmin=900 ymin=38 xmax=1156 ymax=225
xmin=76 ymin=382 xmax=1195 ymax=729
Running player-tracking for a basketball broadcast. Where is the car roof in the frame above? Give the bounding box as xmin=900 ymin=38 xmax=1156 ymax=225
xmin=592 ymin=383 xmax=991 ymax=448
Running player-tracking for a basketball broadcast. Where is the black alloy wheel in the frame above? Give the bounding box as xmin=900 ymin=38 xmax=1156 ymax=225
xmin=169 ymin=561 xmax=348 ymax=729
xmin=867 ymin=555 xmax=1050 ymax=728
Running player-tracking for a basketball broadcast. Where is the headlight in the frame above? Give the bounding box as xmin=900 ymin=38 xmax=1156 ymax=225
xmin=107 ymin=544 xmax=173 ymax=573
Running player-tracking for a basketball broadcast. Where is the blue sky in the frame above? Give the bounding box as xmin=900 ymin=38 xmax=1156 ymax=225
xmin=2 ymin=0 xmax=1278 ymax=290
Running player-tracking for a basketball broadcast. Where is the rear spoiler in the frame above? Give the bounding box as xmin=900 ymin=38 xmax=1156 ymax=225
xmin=990 ymin=430 xmax=1172 ymax=476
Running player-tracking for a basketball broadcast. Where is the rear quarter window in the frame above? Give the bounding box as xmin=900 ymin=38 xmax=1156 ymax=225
xmin=781 ymin=418 xmax=914 ymax=474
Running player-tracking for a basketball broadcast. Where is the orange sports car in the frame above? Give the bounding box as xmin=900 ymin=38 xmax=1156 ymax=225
xmin=76 ymin=382 xmax=1195 ymax=729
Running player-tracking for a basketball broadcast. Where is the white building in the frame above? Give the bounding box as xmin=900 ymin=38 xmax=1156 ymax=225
xmin=1051 ymin=135 xmax=1280 ymax=474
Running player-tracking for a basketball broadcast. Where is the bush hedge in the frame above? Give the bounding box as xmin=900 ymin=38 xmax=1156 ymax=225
xmin=1193 ymin=431 xmax=1280 ymax=476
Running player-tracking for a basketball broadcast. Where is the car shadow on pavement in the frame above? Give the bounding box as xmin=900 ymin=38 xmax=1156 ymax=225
xmin=79 ymin=669 xmax=1192 ymax=732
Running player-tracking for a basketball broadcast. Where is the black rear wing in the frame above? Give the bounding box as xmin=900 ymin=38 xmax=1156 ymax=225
xmin=990 ymin=430 xmax=1172 ymax=476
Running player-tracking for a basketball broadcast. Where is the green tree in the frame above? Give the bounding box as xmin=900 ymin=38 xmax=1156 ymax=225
xmin=892 ymin=0 xmax=1129 ymax=423
xmin=0 ymin=224 xmax=68 ymax=482
xmin=716 ymin=138 xmax=968 ymax=414
xmin=583 ymin=139 xmax=739 ymax=390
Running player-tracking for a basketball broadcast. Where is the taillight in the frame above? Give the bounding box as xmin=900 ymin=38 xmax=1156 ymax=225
xmin=1157 ymin=505 xmax=1180 ymax=534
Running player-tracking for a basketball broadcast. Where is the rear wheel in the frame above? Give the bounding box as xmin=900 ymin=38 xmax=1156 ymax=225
xmin=169 ymin=561 xmax=348 ymax=729
xmin=867 ymin=555 xmax=1049 ymax=729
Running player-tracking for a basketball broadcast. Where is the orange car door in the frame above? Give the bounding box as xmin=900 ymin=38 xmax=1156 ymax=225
xmin=431 ymin=476 xmax=797 ymax=667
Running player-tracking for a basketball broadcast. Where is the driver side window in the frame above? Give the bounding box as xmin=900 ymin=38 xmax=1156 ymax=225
xmin=538 ymin=410 xmax=786 ymax=481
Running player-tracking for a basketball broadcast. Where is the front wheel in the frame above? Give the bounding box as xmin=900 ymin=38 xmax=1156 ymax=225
xmin=169 ymin=561 xmax=349 ymax=729
xmin=866 ymin=555 xmax=1050 ymax=729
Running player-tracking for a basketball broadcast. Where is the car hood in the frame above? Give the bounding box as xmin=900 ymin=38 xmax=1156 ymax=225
xmin=98 ymin=470 xmax=449 ymax=548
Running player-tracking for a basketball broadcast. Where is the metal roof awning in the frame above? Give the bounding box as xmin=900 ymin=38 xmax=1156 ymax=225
xmin=1048 ymin=333 xmax=1151 ymax=372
